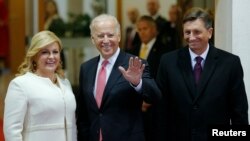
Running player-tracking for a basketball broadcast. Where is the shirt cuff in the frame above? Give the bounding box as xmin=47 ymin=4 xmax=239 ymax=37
xmin=130 ymin=79 xmax=142 ymax=92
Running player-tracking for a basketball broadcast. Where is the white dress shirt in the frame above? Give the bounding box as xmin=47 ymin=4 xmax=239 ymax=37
xmin=94 ymin=48 xmax=142 ymax=97
xmin=189 ymin=44 xmax=210 ymax=69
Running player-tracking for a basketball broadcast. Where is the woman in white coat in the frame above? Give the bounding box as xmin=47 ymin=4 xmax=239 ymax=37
xmin=4 ymin=30 xmax=77 ymax=141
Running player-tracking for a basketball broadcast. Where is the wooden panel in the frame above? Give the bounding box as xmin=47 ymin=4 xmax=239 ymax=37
xmin=116 ymin=0 xmax=122 ymax=24
xmin=39 ymin=0 xmax=45 ymax=31
xmin=8 ymin=0 xmax=25 ymax=73
xmin=116 ymin=0 xmax=122 ymax=47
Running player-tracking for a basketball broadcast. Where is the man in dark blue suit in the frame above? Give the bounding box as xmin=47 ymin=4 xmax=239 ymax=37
xmin=146 ymin=0 xmax=169 ymax=48
xmin=156 ymin=7 xmax=249 ymax=141
xmin=76 ymin=14 xmax=161 ymax=141
xmin=134 ymin=15 xmax=171 ymax=77
xmin=124 ymin=7 xmax=141 ymax=54
xmin=133 ymin=15 xmax=170 ymax=141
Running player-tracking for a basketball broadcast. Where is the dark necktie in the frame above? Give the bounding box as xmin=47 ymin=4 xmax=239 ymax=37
xmin=194 ymin=56 xmax=203 ymax=85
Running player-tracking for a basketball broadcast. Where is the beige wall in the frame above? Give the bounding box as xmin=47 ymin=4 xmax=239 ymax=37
xmin=215 ymin=0 xmax=250 ymax=121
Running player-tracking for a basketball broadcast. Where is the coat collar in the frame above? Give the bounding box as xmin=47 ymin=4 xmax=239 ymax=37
xmin=178 ymin=45 xmax=219 ymax=102
xmin=196 ymin=45 xmax=219 ymax=101
xmin=100 ymin=51 xmax=127 ymax=109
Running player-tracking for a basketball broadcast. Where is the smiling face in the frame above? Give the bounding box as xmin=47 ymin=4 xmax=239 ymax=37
xmin=183 ymin=19 xmax=213 ymax=55
xmin=91 ymin=20 xmax=121 ymax=59
xmin=34 ymin=42 xmax=60 ymax=76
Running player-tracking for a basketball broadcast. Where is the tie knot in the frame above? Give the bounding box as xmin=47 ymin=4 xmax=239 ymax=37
xmin=102 ymin=60 xmax=109 ymax=67
xmin=195 ymin=56 xmax=203 ymax=64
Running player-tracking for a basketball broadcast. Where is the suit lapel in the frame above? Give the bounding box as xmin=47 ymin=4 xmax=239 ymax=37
xmin=87 ymin=57 xmax=100 ymax=109
xmin=178 ymin=48 xmax=197 ymax=99
xmin=194 ymin=46 xmax=219 ymax=101
xmin=100 ymin=51 xmax=126 ymax=108
xmin=147 ymin=40 xmax=159 ymax=60
xmin=178 ymin=46 xmax=219 ymax=102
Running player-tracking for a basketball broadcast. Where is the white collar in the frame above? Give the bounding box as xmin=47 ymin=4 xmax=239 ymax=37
xmin=99 ymin=47 xmax=120 ymax=66
xmin=142 ymin=38 xmax=156 ymax=48
xmin=189 ymin=44 xmax=209 ymax=61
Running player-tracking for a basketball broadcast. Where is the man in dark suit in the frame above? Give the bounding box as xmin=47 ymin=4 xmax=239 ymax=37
xmin=76 ymin=14 xmax=161 ymax=141
xmin=146 ymin=0 xmax=166 ymax=34
xmin=134 ymin=15 xmax=169 ymax=141
xmin=135 ymin=15 xmax=169 ymax=82
xmin=124 ymin=7 xmax=141 ymax=54
xmin=163 ymin=4 xmax=183 ymax=50
xmin=156 ymin=7 xmax=249 ymax=141
xmin=146 ymin=0 xmax=169 ymax=48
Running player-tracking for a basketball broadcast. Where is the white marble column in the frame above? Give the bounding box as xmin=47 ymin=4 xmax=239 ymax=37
xmin=215 ymin=0 xmax=250 ymax=121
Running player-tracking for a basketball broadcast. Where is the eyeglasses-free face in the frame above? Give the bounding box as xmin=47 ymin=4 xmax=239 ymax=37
xmin=34 ymin=42 xmax=61 ymax=76
xmin=91 ymin=20 xmax=121 ymax=60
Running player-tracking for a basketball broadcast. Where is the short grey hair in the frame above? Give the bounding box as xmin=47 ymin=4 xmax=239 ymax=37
xmin=89 ymin=14 xmax=121 ymax=36
xmin=183 ymin=7 xmax=213 ymax=29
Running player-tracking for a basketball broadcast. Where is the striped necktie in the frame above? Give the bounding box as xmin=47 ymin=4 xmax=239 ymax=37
xmin=194 ymin=56 xmax=203 ymax=85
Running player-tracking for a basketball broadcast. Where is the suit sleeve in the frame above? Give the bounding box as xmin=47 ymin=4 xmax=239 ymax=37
xmin=141 ymin=61 xmax=162 ymax=104
xmin=229 ymin=56 xmax=249 ymax=124
xmin=4 ymin=80 xmax=28 ymax=141
xmin=76 ymin=65 xmax=90 ymax=141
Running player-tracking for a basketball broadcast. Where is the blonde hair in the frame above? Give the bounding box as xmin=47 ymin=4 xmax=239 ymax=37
xmin=16 ymin=30 xmax=65 ymax=78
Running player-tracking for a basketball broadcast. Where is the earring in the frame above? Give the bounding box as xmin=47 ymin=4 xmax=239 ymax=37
xmin=32 ymin=61 xmax=37 ymax=71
